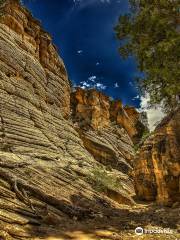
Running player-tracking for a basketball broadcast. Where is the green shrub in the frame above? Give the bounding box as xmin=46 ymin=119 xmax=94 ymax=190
xmin=134 ymin=130 xmax=152 ymax=152
xmin=86 ymin=165 xmax=120 ymax=193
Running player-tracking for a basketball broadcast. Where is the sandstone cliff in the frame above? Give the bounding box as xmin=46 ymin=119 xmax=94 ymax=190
xmin=71 ymin=87 xmax=147 ymax=144
xmin=0 ymin=1 xmax=140 ymax=238
xmin=133 ymin=108 xmax=180 ymax=205
xmin=0 ymin=1 xmax=179 ymax=239
xmin=71 ymin=87 xmax=148 ymax=169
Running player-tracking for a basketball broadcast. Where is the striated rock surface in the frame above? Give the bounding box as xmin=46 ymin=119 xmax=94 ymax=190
xmin=133 ymin=108 xmax=180 ymax=205
xmin=71 ymin=88 xmax=146 ymax=170
xmin=70 ymin=88 xmax=150 ymax=206
xmin=71 ymin=87 xmax=110 ymax=129
xmin=71 ymin=88 xmax=147 ymax=144
xmin=110 ymin=103 xmax=148 ymax=144
xmin=0 ymin=1 xmax=179 ymax=239
xmin=0 ymin=1 xmax=143 ymax=238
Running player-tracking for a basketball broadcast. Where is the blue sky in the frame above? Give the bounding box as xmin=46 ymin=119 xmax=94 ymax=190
xmin=23 ymin=0 xmax=141 ymax=107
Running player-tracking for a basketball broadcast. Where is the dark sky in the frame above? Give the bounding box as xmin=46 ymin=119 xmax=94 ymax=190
xmin=23 ymin=0 xmax=141 ymax=107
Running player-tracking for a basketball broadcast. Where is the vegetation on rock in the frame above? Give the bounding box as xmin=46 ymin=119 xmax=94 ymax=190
xmin=115 ymin=0 xmax=180 ymax=111
xmin=86 ymin=165 xmax=120 ymax=194
xmin=133 ymin=130 xmax=151 ymax=152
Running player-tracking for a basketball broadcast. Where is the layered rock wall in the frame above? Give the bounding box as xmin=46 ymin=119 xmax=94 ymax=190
xmin=71 ymin=88 xmax=147 ymax=144
xmin=0 ymin=0 xmax=70 ymax=116
xmin=1 ymin=1 xmax=177 ymax=239
xmin=71 ymin=87 xmax=110 ymax=129
xmin=133 ymin=108 xmax=180 ymax=205
xmin=0 ymin=1 xmax=138 ymax=238
xmin=110 ymin=103 xmax=148 ymax=144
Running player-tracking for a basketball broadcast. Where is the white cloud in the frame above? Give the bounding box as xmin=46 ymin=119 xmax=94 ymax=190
xmin=78 ymin=75 xmax=107 ymax=91
xmin=88 ymin=75 xmax=97 ymax=82
xmin=139 ymin=94 xmax=165 ymax=131
xmin=80 ymin=81 xmax=90 ymax=87
xmin=132 ymin=95 xmax=140 ymax=100
xmin=114 ymin=82 xmax=119 ymax=88
xmin=77 ymin=50 xmax=83 ymax=54
xmin=95 ymin=82 xmax=107 ymax=90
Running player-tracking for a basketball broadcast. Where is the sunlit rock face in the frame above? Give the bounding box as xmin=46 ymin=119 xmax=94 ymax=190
xmin=71 ymin=88 xmax=148 ymax=175
xmin=0 ymin=1 xmax=140 ymax=238
xmin=71 ymin=89 xmax=147 ymax=144
xmin=1 ymin=1 xmax=178 ymax=239
xmin=0 ymin=0 xmax=70 ymax=116
xmin=71 ymin=87 xmax=110 ymax=129
xmin=110 ymin=102 xmax=147 ymax=144
xmin=133 ymin=108 xmax=180 ymax=205
xmin=71 ymin=87 xmax=136 ymax=203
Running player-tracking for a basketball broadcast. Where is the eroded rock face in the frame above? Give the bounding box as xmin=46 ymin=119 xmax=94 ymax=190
xmin=71 ymin=88 xmax=151 ymax=207
xmin=71 ymin=88 xmax=137 ymax=207
xmin=133 ymin=108 xmax=180 ymax=205
xmin=71 ymin=88 xmax=148 ymax=176
xmin=110 ymin=103 xmax=148 ymax=144
xmin=71 ymin=88 xmax=147 ymax=144
xmin=71 ymin=87 xmax=110 ymax=129
xmin=1 ymin=1 xmax=179 ymax=239
xmin=0 ymin=1 xmax=138 ymax=238
xmin=0 ymin=0 xmax=70 ymax=117
xmin=71 ymin=89 xmax=143 ymax=169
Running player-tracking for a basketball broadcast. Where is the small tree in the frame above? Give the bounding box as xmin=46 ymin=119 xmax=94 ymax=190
xmin=115 ymin=0 xmax=180 ymax=111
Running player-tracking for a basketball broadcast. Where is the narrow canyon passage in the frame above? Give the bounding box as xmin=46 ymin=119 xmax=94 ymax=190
xmin=0 ymin=1 xmax=179 ymax=239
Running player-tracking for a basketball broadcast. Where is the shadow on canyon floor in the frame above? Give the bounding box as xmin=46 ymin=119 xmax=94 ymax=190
xmin=24 ymin=193 xmax=179 ymax=240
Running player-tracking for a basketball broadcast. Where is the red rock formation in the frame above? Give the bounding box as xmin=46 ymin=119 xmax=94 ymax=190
xmin=71 ymin=88 xmax=136 ymax=203
xmin=71 ymin=88 xmax=147 ymax=144
xmin=110 ymin=102 xmax=147 ymax=144
xmin=71 ymin=88 xmax=148 ymax=178
xmin=133 ymin=108 xmax=180 ymax=205
xmin=71 ymin=87 xmax=110 ymax=129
